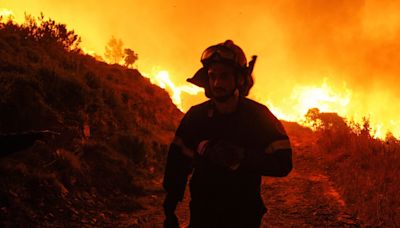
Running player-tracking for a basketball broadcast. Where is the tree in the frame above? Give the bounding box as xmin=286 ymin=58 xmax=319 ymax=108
xmin=305 ymin=108 xmax=322 ymax=129
xmin=124 ymin=48 xmax=138 ymax=67
xmin=104 ymin=36 xmax=124 ymax=64
xmin=35 ymin=13 xmax=81 ymax=50
xmin=4 ymin=13 xmax=82 ymax=51
xmin=305 ymin=108 xmax=347 ymax=131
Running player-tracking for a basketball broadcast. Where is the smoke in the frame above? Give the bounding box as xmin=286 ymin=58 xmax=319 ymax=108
xmin=4 ymin=0 xmax=400 ymax=125
xmin=267 ymin=0 xmax=400 ymax=136
xmin=272 ymin=0 xmax=400 ymax=93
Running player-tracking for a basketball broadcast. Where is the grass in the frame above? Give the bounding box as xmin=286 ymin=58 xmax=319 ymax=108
xmin=307 ymin=109 xmax=400 ymax=226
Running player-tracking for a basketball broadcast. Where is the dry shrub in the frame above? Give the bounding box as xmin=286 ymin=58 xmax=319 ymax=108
xmin=308 ymin=109 xmax=400 ymax=226
xmin=84 ymin=71 xmax=99 ymax=89
xmin=113 ymin=134 xmax=147 ymax=163
xmin=55 ymin=148 xmax=83 ymax=171
xmin=36 ymin=67 xmax=86 ymax=111
xmin=0 ymin=15 xmax=180 ymax=225
xmin=0 ymin=73 xmax=59 ymax=132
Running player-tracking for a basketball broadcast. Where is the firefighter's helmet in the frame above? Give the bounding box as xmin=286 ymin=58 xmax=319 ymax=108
xmin=187 ymin=40 xmax=255 ymax=98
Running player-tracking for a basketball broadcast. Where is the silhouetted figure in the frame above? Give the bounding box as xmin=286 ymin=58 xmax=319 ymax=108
xmin=163 ymin=40 xmax=293 ymax=228
xmin=0 ymin=130 xmax=58 ymax=157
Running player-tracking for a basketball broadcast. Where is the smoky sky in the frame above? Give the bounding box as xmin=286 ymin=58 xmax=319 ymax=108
xmin=273 ymin=0 xmax=400 ymax=93
xmin=4 ymin=0 xmax=400 ymax=107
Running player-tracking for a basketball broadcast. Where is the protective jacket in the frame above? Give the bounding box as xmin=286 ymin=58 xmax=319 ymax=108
xmin=163 ymin=98 xmax=293 ymax=227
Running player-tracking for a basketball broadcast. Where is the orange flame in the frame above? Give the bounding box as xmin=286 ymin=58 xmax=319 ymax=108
xmin=264 ymin=80 xmax=351 ymax=122
xmin=145 ymin=72 xmax=399 ymax=139
xmin=0 ymin=8 xmax=14 ymax=18
xmin=141 ymin=70 xmax=399 ymax=139
xmin=264 ymin=80 xmax=399 ymax=139
xmin=143 ymin=69 xmax=203 ymax=111
xmin=2 ymin=4 xmax=400 ymax=140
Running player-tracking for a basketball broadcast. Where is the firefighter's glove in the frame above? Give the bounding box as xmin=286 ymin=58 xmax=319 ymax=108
xmin=163 ymin=195 xmax=179 ymax=228
xmin=198 ymin=140 xmax=246 ymax=171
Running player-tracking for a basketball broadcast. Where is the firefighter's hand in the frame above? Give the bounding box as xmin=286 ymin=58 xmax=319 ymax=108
xmin=163 ymin=195 xmax=180 ymax=228
xmin=201 ymin=140 xmax=246 ymax=171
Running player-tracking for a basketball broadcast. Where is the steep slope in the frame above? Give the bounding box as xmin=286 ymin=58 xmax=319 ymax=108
xmin=0 ymin=18 xmax=182 ymax=226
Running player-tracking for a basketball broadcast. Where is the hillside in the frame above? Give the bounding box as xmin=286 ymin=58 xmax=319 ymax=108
xmin=0 ymin=17 xmax=182 ymax=226
xmin=1 ymin=16 xmax=400 ymax=227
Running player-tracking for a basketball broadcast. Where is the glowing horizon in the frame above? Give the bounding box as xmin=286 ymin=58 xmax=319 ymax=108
xmin=2 ymin=0 xmax=400 ymax=139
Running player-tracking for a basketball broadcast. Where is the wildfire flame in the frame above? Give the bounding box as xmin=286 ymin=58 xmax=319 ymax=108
xmin=143 ymin=69 xmax=203 ymax=111
xmin=264 ymin=80 xmax=351 ymax=122
xmin=3 ymin=2 xmax=400 ymax=140
xmin=144 ymin=71 xmax=399 ymax=140
xmin=266 ymin=80 xmax=398 ymax=139
xmin=0 ymin=8 xmax=14 ymax=18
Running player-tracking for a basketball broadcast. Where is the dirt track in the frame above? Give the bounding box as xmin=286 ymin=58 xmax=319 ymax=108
xmin=260 ymin=133 xmax=361 ymax=227
xmin=124 ymin=128 xmax=363 ymax=227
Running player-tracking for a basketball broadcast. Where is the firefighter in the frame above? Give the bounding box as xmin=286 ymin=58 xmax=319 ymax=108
xmin=163 ymin=40 xmax=293 ymax=228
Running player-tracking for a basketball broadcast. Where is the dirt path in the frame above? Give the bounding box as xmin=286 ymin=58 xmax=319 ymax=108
xmin=122 ymin=131 xmax=362 ymax=227
xmin=261 ymin=134 xmax=361 ymax=227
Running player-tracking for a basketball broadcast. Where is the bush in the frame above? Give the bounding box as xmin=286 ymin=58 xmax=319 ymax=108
xmin=0 ymin=72 xmax=58 ymax=132
xmin=309 ymin=109 xmax=400 ymax=226
xmin=36 ymin=67 xmax=86 ymax=111
xmin=22 ymin=13 xmax=81 ymax=51
xmin=1 ymin=14 xmax=181 ymax=225
xmin=114 ymin=134 xmax=147 ymax=163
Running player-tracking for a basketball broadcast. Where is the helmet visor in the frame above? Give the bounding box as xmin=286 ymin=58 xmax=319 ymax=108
xmin=201 ymin=45 xmax=240 ymax=66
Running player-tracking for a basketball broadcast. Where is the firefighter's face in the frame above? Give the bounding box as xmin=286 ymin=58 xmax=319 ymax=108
xmin=208 ymin=63 xmax=237 ymax=100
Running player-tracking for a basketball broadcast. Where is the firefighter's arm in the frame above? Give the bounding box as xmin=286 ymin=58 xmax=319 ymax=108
xmin=239 ymin=108 xmax=293 ymax=177
xmin=240 ymin=138 xmax=292 ymax=177
xmin=163 ymin=137 xmax=193 ymax=228
xmin=162 ymin=109 xmax=195 ymax=227
xmin=163 ymin=138 xmax=193 ymax=202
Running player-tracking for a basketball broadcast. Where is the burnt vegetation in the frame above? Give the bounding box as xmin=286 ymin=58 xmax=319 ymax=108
xmin=0 ymin=15 xmax=181 ymax=226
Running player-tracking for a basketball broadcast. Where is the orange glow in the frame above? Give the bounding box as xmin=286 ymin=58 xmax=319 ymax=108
xmin=143 ymin=69 xmax=203 ymax=111
xmin=80 ymin=47 xmax=97 ymax=57
xmin=3 ymin=0 xmax=400 ymax=139
xmin=263 ymin=80 xmax=351 ymax=121
xmin=263 ymin=80 xmax=399 ymax=139
xmin=0 ymin=8 xmax=13 ymax=18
